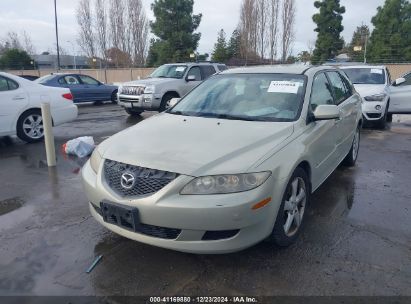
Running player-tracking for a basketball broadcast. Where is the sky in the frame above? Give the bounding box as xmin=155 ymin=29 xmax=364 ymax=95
xmin=0 ymin=0 xmax=385 ymax=57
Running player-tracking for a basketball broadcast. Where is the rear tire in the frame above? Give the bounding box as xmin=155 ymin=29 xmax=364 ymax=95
xmin=125 ymin=108 xmax=143 ymax=116
xmin=16 ymin=109 xmax=45 ymax=143
xmin=343 ymin=126 xmax=360 ymax=167
xmin=268 ymin=167 xmax=309 ymax=247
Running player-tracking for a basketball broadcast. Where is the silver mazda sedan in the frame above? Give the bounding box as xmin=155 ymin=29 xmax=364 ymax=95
xmin=82 ymin=65 xmax=362 ymax=254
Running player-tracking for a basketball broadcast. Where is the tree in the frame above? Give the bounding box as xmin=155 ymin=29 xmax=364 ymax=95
xmin=148 ymin=0 xmax=202 ymax=65
xmin=77 ymin=0 xmax=96 ymax=58
xmin=239 ymin=0 xmax=259 ymax=62
xmin=280 ymin=0 xmax=296 ymax=63
xmin=212 ymin=29 xmax=228 ymax=62
xmin=94 ymin=0 xmax=108 ymax=64
xmin=297 ymin=51 xmax=312 ymax=64
xmin=268 ymin=0 xmax=280 ymax=63
xmin=312 ymin=0 xmax=346 ymax=64
xmin=0 ymin=49 xmax=33 ymax=70
xmin=127 ymin=0 xmax=149 ymax=66
xmin=368 ymin=0 xmax=411 ymax=63
xmin=227 ymin=29 xmax=241 ymax=59
xmin=349 ymin=24 xmax=370 ymax=62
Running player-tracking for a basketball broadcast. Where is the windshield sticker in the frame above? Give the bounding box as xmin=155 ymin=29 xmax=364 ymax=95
xmin=176 ymin=67 xmax=185 ymax=72
xmin=371 ymin=69 xmax=383 ymax=74
xmin=267 ymin=81 xmax=300 ymax=94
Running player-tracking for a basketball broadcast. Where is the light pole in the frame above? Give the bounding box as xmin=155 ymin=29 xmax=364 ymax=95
xmin=54 ymin=0 xmax=61 ymax=70
xmin=67 ymin=41 xmax=76 ymax=69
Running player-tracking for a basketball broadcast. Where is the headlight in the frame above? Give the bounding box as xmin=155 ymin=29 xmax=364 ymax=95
xmin=144 ymin=85 xmax=155 ymax=94
xmin=364 ymin=93 xmax=387 ymax=102
xmin=180 ymin=172 xmax=271 ymax=195
xmin=90 ymin=149 xmax=103 ymax=173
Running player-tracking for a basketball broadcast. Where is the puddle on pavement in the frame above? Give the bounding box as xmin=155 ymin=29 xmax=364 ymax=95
xmin=0 ymin=197 xmax=25 ymax=216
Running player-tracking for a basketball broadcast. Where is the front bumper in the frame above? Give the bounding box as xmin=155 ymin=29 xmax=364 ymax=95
xmin=361 ymin=100 xmax=387 ymax=121
xmin=81 ymin=160 xmax=285 ymax=254
xmin=118 ymin=94 xmax=161 ymax=110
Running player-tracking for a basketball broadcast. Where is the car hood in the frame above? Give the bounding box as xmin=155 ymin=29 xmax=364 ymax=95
xmin=122 ymin=78 xmax=178 ymax=87
xmin=99 ymin=113 xmax=294 ymax=176
xmin=353 ymin=84 xmax=387 ymax=98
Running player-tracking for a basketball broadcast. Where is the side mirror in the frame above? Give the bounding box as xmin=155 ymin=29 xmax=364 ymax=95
xmin=186 ymin=75 xmax=196 ymax=82
xmin=169 ymin=98 xmax=180 ymax=108
xmin=393 ymin=77 xmax=406 ymax=86
xmin=313 ymin=105 xmax=340 ymax=121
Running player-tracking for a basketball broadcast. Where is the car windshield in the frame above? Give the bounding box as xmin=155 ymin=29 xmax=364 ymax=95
xmin=343 ymin=68 xmax=385 ymax=85
xmin=35 ymin=74 xmax=55 ymax=84
xmin=150 ymin=65 xmax=188 ymax=79
xmin=169 ymin=73 xmax=306 ymax=122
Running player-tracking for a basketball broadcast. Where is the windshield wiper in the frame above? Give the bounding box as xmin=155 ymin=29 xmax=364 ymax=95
xmin=195 ymin=112 xmax=257 ymax=121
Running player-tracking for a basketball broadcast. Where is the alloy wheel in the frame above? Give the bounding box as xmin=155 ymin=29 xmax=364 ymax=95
xmin=283 ymin=177 xmax=307 ymax=237
xmin=23 ymin=114 xmax=44 ymax=140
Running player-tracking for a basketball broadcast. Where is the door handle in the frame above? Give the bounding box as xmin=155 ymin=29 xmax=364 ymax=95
xmin=13 ymin=96 xmax=25 ymax=100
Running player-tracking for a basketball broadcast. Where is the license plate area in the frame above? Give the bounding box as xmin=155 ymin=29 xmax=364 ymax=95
xmin=100 ymin=201 xmax=140 ymax=232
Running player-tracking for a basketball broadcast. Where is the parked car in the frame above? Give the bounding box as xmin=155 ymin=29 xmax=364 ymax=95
xmin=118 ymin=62 xmax=228 ymax=115
xmin=388 ymin=70 xmax=411 ymax=118
xmin=82 ymin=65 xmax=362 ymax=254
xmin=340 ymin=65 xmax=391 ymax=128
xmin=0 ymin=72 xmax=78 ymax=142
xmin=19 ymin=75 xmax=39 ymax=81
xmin=36 ymin=73 xmax=118 ymax=104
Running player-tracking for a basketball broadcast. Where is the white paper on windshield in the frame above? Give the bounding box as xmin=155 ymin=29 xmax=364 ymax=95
xmin=267 ymin=81 xmax=300 ymax=94
xmin=176 ymin=67 xmax=185 ymax=72
xmin=371 ymin=69 xmax=383 ymax=74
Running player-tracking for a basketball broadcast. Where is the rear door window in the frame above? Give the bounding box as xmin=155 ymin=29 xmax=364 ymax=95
xmin=0 ymin=77 xmax=9 ymax=92
xmin=200 ymin=66 xmax=216 ymax=79
xmin=64 ymin=75 xmax=80 ymax=85
xmin=79 ymin=75 xmax=100 ymax=85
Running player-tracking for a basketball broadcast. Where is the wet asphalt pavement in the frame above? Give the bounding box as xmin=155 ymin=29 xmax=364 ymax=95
xmin=0 ymin=104 xmax=410 ymax=297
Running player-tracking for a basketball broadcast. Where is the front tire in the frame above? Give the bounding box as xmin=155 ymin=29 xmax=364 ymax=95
xmin=17 ymin=109 xmax=45 ymax=143
xmin=159 ymin=93 xmax=179 ymax=112
xmin=111 ymin=90 xmax=118 ymax=104
xmin=268 ymin=167 xmax=309 ymax=247
xmin=343 ymin=126 xmax=360 ymax=167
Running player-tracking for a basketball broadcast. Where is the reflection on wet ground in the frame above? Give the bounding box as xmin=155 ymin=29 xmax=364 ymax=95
xmin=0 ymin=105 xmax=410 ymax=296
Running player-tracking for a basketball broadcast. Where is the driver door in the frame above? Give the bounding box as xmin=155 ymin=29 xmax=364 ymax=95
xmin=182 ymin=66 xmax=203 ymax=96
xmin=306 ymin=72 xmax=339 ymax=189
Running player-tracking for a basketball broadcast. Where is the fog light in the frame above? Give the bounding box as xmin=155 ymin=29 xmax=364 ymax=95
xmin=375 ymin=105 xmax=382 ymax=111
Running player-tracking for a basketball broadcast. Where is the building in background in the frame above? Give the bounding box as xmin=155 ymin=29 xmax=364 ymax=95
xmin=31 ymin=54 xmax=90 ymax=69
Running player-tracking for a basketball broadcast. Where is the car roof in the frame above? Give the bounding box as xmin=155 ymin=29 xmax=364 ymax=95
xmin=220 ymin=65 xmax=338 ymax=75
xmin=340 ymin=65 xmax=386 ymax=69
xmin=164 ymin=62 xmax=225 ymax=66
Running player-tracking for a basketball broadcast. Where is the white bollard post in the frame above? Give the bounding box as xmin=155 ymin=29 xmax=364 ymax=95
xmin=41 ymin=103 xmax=57 ymax=167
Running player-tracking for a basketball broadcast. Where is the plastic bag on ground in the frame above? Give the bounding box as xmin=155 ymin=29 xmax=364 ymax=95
xmin=63 ymin=136 xmax=95 ymax=158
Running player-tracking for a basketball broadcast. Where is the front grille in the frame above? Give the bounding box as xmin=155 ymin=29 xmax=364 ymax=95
xmin=91 ymin=204 xmax=181 ymax=240
xmin=104 ymin=159 xmax=178 ymax=198
xmin=367 ymin=113 xmax=382 ymax=119
xmin=121 ymin=86 xmax=145 ymax=96
xmin=119 ymin=98 xmax=137 ymax=103
xmin=202 ymin=230 xmax=240 ymax=241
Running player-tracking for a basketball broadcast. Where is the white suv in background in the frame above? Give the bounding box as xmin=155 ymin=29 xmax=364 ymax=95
xmin=341 ymin=65 xmax=391 ymax=128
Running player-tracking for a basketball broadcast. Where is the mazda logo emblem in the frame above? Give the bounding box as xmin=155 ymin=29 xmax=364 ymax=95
xmin=121 ymin=172 xmax=136 ymax=190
